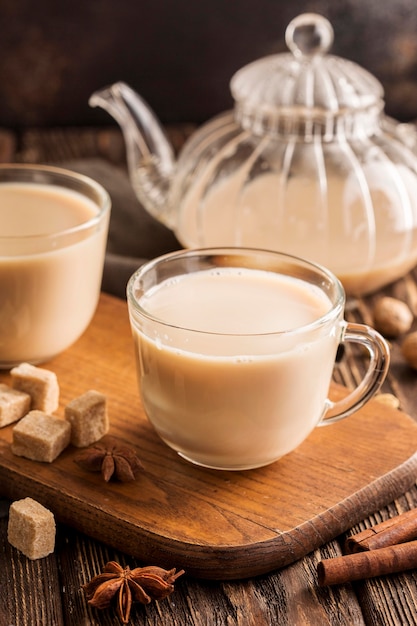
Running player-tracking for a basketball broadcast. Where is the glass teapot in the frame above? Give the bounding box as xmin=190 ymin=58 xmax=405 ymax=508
xmin=90 ymin=13 xmax=417 ymax=296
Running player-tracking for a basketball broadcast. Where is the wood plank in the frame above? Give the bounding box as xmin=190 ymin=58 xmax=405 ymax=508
xmin=0 ymin=129 xmax=16 ymax=162
xmin=0 ymin=501 xmax=367 ymax=625
xmin=344 ymin=492 xmax=417 ymax=626
xmin=0 ymin=293 xmax=417 ymax=580
xmin=52 ymin=526 xmax=366 ymax=626
xmin=0 ymin=519 xmax=64 ymax=625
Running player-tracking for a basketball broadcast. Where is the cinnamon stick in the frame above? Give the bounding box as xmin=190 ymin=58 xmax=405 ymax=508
xmin=317 ymin=540 xmax=417 ymax=586
xmin=345 ymin=508 xmax=417 ymax=553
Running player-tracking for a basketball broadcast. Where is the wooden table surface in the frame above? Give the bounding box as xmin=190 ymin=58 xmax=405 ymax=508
xmin=1 ymin=126 xmax=417 ymax=625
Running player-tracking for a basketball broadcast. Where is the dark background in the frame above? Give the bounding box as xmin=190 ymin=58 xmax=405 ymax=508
xmin=1 ymin=0 xmax=417 ymax=128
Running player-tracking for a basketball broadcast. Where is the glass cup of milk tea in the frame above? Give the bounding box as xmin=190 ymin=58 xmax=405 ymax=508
xmin=0 ymin=164 xmax=111 ymax=368
xmin=127 ymin=248 xmax=390 ymax=471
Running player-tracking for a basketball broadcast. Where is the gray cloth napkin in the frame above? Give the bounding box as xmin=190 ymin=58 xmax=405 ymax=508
xmin=62 ymin=159 xmax=181 ymax=298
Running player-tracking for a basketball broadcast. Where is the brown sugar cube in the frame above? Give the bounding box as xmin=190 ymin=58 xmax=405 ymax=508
xmin=8 ymin=497 xmax=55 ymax=559
xmin=0 ymin=383 xmax=31 ymax=427
xmin=11 ymin=363 xmax=59 ymax=413
xmin=12 ymin=410 xmax=71 ymax=462
xmin=65 ymin=390 xmax=108 ymax=447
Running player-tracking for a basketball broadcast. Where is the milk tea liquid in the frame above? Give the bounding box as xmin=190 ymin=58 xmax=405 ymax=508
xmin=0 ymin=183 xmax=109 ymax=365
xmin=133 ymin=268 xmax=340 ymax=469
xmin=177 ymin=171 xmax=417 ymax=295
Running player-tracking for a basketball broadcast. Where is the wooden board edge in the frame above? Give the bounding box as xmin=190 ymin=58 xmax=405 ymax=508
xmin=1 ymin=449 xmax=416 ymax=580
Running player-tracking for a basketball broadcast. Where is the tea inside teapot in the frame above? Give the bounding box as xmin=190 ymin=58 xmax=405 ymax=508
xmin=176 ymin=155 xmax=417 ymax=296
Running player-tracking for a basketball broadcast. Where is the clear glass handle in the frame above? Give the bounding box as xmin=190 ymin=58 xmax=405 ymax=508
xmin=321 ymin=321 xmax=390 ymax=425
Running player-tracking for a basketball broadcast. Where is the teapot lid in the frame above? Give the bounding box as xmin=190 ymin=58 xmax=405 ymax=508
xmin=230 ymin=13 xmax=384 ymax=133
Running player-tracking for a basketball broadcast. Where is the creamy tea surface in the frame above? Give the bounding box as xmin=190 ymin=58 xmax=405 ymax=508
xmin=133 ymin=268 xmax=339 ymax=469
xmin=139 ymin=268 xmax=330 ymax=334
xmin=0 ymin=181 xmax=109 ymax=366
xmin=0 ymin=184 xmax=96 ymax=235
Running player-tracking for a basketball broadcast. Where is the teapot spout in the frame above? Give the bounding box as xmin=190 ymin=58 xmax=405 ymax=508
xmin=89 ymin=82 xmax=175 ymax=225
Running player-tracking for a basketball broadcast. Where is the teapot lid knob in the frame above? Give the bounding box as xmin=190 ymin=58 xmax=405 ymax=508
xmin=230 ymin=12 xmax=384 ymax=133
xmin=285 ymin=13 xmax=333 ymax=59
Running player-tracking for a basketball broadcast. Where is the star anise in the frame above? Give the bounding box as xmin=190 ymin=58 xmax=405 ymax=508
xmin=74 ymin=437 xmax=144 ymax=482
xmin=83 ymin=560 xmax=185 ymax=624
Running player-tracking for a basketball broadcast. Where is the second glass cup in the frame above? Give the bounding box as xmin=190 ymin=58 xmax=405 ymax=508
xmin=0 ymin=164 xmax=111 ymax=368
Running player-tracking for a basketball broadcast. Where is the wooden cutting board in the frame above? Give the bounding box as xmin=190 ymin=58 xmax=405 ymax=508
xmin=0 ymin=293 xmax=417 ymax=580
